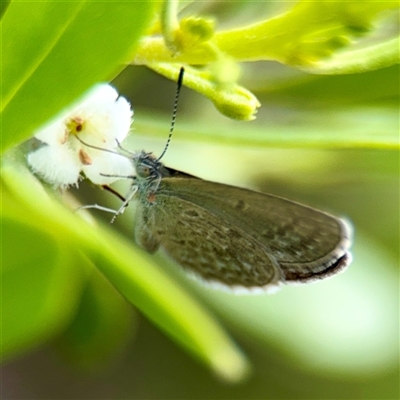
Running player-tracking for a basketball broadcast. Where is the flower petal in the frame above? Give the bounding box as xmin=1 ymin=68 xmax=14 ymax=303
xmin=82 ymin=151 xmax=135 ymax=185
xmin=27 ymin=143 xmax=81 ymax=188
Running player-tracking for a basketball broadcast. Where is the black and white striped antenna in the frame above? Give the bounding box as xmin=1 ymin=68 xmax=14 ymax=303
xmin=157 ymin=67 xmax=184 ymax=162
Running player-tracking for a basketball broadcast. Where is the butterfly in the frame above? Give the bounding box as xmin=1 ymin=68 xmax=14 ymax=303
xmin=79 ymin=67 xmax=352 ymax=292
xmin=117 ymin=149 xmax=352 ymax=292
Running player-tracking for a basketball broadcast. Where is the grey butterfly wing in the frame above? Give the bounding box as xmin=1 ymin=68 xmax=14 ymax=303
xmin=135 ymin=192 xmax=284 ymax=290
xmin=134 ymin=177 xmax=351 ymax=289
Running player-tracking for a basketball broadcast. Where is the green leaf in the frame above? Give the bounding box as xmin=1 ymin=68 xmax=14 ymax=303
xmin=134 ymin=1 xmax=399 ymax=69
xmin=56 ymin=271 xmax=136 ymax=371
xmin=1 ymin=213 xmax=87 ymax=361
xmin=0 ymin=0 xmax=10 ymax=17
xmin=1 ymin=162 xmax=250 ymax=382
xmin=1 ymin=1 xmax=157 ymax=153
xmin=130 ymin=2 xmax=398 ymax=120
xmin=214 ymin=1 xmax=399 ymax=66
xmin=300 ymin=37 xmax=400 ymax=74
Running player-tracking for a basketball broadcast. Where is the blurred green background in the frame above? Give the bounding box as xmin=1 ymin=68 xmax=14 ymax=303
xmin=3 ymin=61 xmax=399 ymax=398
xmin=2 ymin=1 xmax=399 ymax=399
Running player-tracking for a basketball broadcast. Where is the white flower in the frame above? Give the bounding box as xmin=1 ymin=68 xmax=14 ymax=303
xmin=27 ymin=84 xmax=135 ymax=188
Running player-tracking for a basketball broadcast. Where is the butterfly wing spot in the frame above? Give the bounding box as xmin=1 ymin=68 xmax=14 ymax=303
xmin=256 ymin=214 xmax=344 ymax=264
xmin=150 ymin=202 xmax=282 ymax=287
xmin=182 ymin=209 xmax=200 ymax=218
xmin=171 ymin=238 xmax=186 ymax=246
xmin=234 ymin=199 xmax=247 ymax=211
xmin=147 ymin=192 xmax=157 ymax=203
xmin=225 ymin=228 xmax=242 ymax=240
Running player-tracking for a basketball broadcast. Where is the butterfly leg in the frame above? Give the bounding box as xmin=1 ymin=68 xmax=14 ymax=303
xmin=109 ymin=186 xmax=138 ymax=224
xmin=100 ymin=173 xmax=136 ymax=180
xmin=76 ymin=200 xmax=129 ymax=224
xmin=76 ymin=185 xmax=138 ymax=224
xmin=76 ymin=203 xmax=118 ymax=215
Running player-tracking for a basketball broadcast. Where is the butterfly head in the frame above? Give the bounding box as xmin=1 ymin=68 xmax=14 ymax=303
xmin=132 ymin=151 xmax=164 ymax=198
xmin=133 ymin=151 xmax=161 ymax=178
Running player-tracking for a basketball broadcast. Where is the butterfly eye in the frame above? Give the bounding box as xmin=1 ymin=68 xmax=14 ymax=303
xmin=136 ymin=164 xmax=151 ymax=178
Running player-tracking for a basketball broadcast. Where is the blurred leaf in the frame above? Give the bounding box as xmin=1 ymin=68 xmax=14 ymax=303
xmin=1 ymin=212 xmax=87 ymax=361
xmin=1 ymin=161 xmax=250 ymax=382
xmin=131 ymin=1 xmax=398 ymax=120
xmin=56 ymin=270 xmax=136 ymax=371
xmin=214 ymin=1 xmax=399 ymax=66
xmin=255 ymin=64 xmax=399 ymax=106
xmin=134 ymin=1 xmax=399 ymax=68
xmin=131 ymin=106 xmax=398 ymax=149
xmin=0 ymin=0 xmax=10 ymax=17
xmin=302 ymin=37 xmax=400 ymax=74
xmin=1 ymin=1 xmax=157 ymax=152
